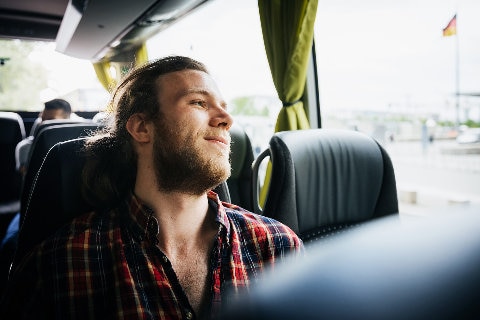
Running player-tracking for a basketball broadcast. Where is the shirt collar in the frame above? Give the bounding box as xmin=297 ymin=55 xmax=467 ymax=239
xmin=127 ymin=191 xmax=231 ymax=246
xmin=207 ymin=190 xmax=231 ymax=245
xmin=128 ymin=194 xmax=159 ymax=245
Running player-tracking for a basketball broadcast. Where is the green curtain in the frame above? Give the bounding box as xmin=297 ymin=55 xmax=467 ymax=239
xmin=258 ymin=0 xmax=318 ymax=205
xmin=258 ymin=0 xmax=317 ymax=132
xmin=93 ymin=42 xmax=149 ymax=93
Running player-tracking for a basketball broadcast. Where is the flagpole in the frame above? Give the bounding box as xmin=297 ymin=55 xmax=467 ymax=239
xmin=454 ymin=24 xmax=460 ymax=129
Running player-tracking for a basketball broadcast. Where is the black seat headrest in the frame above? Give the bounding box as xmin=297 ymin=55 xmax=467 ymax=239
xmin=227 ymin=123 xmax=255 ymax=211
xmin=0 ymin=112 xmax=25 ymax=205
xmin=20 ymin=123 xmax=102 ymax=223
xmin=252 ymin=129 xmax=398 ymax=241
xmin=31 ymin=118 xmax=91 ymax=137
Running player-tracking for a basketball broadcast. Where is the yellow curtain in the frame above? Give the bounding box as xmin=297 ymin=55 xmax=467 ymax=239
xmin=93 ymin=60 xmax=115 ymax=92
xmin=258 ymin=0 xmax=317 ymax=132
xmin=258 ymin=0 xmax=318 ymax=205
xmin=93 ymin=42 xmax=149 ymax=92
xmin=135 ymin=42 xmax=149 ymax=65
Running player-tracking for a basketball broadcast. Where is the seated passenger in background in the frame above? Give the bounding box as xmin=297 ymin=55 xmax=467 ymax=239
xmin=0 ymin=56 xmax=304 ymax=319
xmin=17 ymin=98 xmax=72 ymax=175
xmin=27 ymin=98 xmax=73 ymax=138
xmin=39 ymin=98 xmax=72 ymax=122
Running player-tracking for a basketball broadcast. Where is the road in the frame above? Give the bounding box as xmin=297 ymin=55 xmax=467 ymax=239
xmin=383 ymin=139 xmax=480 ymax=216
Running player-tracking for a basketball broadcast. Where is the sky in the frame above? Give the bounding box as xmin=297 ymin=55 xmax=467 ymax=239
xmin=314 ymin=0 xmax=480 ymax=117
xmin=30 ymin=0 xmax=480 ymax=120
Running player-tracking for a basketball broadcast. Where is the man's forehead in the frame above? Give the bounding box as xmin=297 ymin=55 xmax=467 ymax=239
xmin=156 ymin=69 xmax=220 ymax=96
xmin=42 ymin=108 xmax=67 ymax=120
xmin=157 ymin=69 xmax=209 ymax=84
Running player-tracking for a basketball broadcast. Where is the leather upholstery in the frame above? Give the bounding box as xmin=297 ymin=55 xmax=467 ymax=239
xmin=16 ymin=118 xmax=92 ymax=171
xmin=19 ymin=123 xmax=102 ymax=223
xmin=252 ymin=129 xmax=398 ymax=243
xmin=0 ymin=112 xmax=25 ymax=213
xmin=30 ymin=118 xmax=90 ymax=137
xmin=228 ymin=123 xmax=254 ymax=211
xmin=223 ymin=212 xmax=480 ymax=319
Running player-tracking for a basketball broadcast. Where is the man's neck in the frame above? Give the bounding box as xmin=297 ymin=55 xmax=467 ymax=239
xmin=134 ymin=184 xmax=215 ymax=254
xmin=134 ymin=184 xmax=218 ymax=315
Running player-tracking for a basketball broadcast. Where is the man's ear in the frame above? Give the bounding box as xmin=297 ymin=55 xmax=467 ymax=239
xmin=126 ymin=113 xmax=152 ymax=143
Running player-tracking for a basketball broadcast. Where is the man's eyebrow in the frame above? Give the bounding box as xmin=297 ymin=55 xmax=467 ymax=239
xmin=180 ymin=88 xmax=210 ymax=97
xmin=179 ymin=88 xmax=228 ymax=109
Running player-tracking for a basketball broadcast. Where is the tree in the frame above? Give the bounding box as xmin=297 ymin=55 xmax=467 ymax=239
xmin=229 ymin=96 xmax=276 ymax=117
xmin=0 ymin=40 xmax=49 ymax=110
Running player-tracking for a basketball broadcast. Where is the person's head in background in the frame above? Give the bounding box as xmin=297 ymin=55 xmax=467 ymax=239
xmin=40 ymin=99 xmax=72 ymax=121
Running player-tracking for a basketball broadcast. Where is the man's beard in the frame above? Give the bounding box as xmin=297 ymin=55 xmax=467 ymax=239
xmin=152 ymin=120 xmax=231 ymax=195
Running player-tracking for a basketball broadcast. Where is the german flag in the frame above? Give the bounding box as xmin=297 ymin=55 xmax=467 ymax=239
xmin=443 ymin=14 xmax=457 ymax=36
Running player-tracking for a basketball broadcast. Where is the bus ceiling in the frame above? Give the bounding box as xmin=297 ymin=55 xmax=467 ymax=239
xmin=0 ymin=0 xmax=211 ymax=61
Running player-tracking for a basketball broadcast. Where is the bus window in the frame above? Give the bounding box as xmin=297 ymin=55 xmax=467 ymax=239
xmin=0 ymin=41 xmax=108 ymax=113
xmin=315 ymin=0 xmax=480 ymax=216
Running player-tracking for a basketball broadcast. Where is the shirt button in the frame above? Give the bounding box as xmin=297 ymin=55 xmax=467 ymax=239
xmin=185 ymin=310 xmax=193 ymax=320
xmin=162 ymin=255 xmax=168 ymax=263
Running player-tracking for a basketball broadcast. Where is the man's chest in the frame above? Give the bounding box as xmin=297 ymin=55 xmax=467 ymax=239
xmin=169 ymin=252 xmax=210 ymax=313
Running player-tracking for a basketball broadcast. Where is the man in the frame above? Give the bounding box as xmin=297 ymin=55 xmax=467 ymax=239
xmin=16 ymin=98 xmax=72 ymax=175
xmin=1 ymin=56 xmax=303 ymax=319
xmin=39 ymin=98 xmax=72 ymax=122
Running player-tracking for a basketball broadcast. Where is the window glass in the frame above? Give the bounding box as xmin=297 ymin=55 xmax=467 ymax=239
xmin=0 ymin=40 xmax=108 ymax=112
xmin=315 ymin=0 xmax=480 ymax=215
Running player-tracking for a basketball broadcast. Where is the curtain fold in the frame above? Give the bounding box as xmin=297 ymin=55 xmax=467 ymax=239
xmin=258 ymin=0 xmax=318 ymax=206
xmin=258 ymin=0 xmax=317 ymax=132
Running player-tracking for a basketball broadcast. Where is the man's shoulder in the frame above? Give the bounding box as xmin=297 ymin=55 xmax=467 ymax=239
xmin=222 ymin=203 xmax=300 ymax=242
xmin=221 ymin=204 xmax=304 ymax=263
xmin=41 ymin=209 xmax=120 ymax=250
xmin=223 ymin=204 xmax=277 ymax=226
xmin=13 ymin=210 xmax=120 ymax=276
xmin=223 ymin=203 xmax=281 ymax=225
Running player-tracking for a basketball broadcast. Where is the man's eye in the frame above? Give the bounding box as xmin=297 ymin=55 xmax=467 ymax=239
xmin=192 ymin=100 xmax=207 ymax=109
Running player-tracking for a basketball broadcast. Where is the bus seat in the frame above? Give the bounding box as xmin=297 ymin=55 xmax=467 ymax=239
xmin=19 ymin=123 xmax=102 ymax=224
xmin=16 ymin=118 xmax=92 ymax=172
xmin=0 ymin=112 xmax=26 ymax=215
xmin=252 ymin=129 xmax=399 ymax=244
xmin=30 ymin=118 xmax=90 ymax=137
xmin=12 ymin=138 xmax=231 ymax=269
xmin=227 ymin=123 xmax=254 ymax=212
xmin=0 ymin=123 xmax=104 ymax=292
xmin=223 ymin=212 xmax=480 ymax=319
xmin=27 ymin=117 xmax=41 ymax=136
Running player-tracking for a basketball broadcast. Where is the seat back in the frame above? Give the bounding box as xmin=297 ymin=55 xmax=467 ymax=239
xmin=0 ymin=112 xmax=25 ymax=206
xmin=19 ymin=123 xmax=102 ymax=223
xmin=227 ymin=123 xmax=255 ymax=211
xmin=16 ymin=119 xmax=92 ymax=172
xmin=252 ymin=129 xmax=398 ymax=243
xmin=223 ymin=212 xmax=480 ymax=320
xmin=30 ymin=118 xmax=90 ymax=137
xmin=13 ymin=138 xmax=231 ymax=268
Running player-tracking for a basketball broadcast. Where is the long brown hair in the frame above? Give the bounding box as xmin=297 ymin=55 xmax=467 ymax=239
xmin=82 ymin=56 xmax=209 ymax=210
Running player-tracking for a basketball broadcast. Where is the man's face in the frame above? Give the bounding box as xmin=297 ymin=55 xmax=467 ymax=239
xmin=151 ymin=69 xmax=233 ymax=195
xmin=41 ymin=108 xmax=69 ymax=121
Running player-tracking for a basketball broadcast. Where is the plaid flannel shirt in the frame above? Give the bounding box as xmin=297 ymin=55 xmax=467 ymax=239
xmin=2 ymin=191 xmax=303 ymax=319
